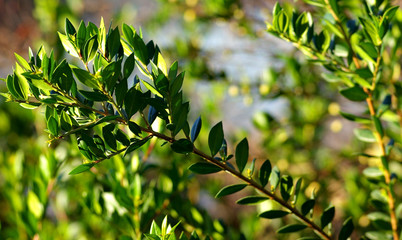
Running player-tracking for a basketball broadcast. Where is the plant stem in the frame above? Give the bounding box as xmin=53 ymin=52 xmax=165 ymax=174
xmin=138 ymin=127 xmax=331 ymax=240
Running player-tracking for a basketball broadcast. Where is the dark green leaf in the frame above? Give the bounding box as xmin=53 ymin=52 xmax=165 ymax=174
xmin=72 ymin=68 xmax=99 ymax=89
xmin=65 ymin=18 xmax=76 ymax=36
xmin=259 ymin=159 xmax=272 ymax=187
xmin=115 ymin=78 xmax=128 ymax=106
xmin=338 ymin=218 xmax=354 ymax=240
xmin=47 ymin=116 xmax=59 ymax=136
xmin=133 ymin=33 xmax=149 ymax=64
xmin=60 ymin=111 xmax=72 ymax=131
xmin=301 ymin=199 xmax=315 ymax=216
xmin=208 ymin=122 xmax=224 ymax=156
xmin=339 ymin=111 xmax=371 ymax=124
xmin=340 ymin=86 xmax=368 ymax=102
xmin=235 ymin=138 xmax=249 ymax=173
xmin=321 ymin=206 xmax=335 ymax=228
xmin=115 ymin=129 xmax=130 ymax=146
xmin=124 ymin=53 xmax=135 ymax=78
xmin=102 ymin=123 xmax=117 ymax=150
xmin=83 ymin=35 xmax=98 ymax=62
xmin=215 ymin=184 xmax=248 ymax=198
xmin=79 ymin=90 xmax=108 ymax=101
xmin=277 ymin=224 xmax=307 ymax=234
xmin=171 ymin=139 xmax=193 ymax=154
xmin=190 ymin=116 xmax=202 ymax=142
xmin=69 ymin=163 xmax=95 ymax=175
xmin=188 ymin=162 xmax=222 ymax=174
xmin=236 ymin=196 xmax=269 ymax=205
xmin=280 ymin=175 xmax=293 ymax=202
xmin=124 ymin=136 xmax=151 ymax=156
xmin=128 ymin=121 xmax=142 ymax=137
xmin=373 ymin=116 xmax=383 ymax=137
xmin=293 ymin=178 xmax=303 ymax=204
xmin=76 ymin=20 xmax=87 ymax=51
xmin=106 ymin=27 xmax=121 ymax=59
xmin=101 ymin=60 xmax=121 ymax=91
xmin=259 ymin=210 xmax=289 ymax=219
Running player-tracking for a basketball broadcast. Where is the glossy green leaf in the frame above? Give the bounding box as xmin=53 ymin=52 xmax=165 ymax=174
xmin=79 ymin=90 xmax=108 ymax=101
xmin=373 ymin=116 xmax=384 ymax=137
xmin=208 ymin=122 xmax=224 ymax=156
xmin=259 ymin=159 xmax=272 ymax=187
xmin=47 ymin=116 xmax=59 ymax=136
xmin=277 ymin=224 xmax=307 ymax=234
xmin=124 ymin=53 xmax=135 ymax=78
xmin=58 ymin=32 xmax=79 ymax=58
xmin=83 ymin=35 xmax=98 ymax=62
xmin=301 ymin=199 xmax=315 ymax=216
xmin=60 ymin=111 xmax=72 ymax=131
xmin=133 ymin=33 xmax=149 ymax=64
xmin=128 ymin=121 xmax=142 ymax=137
xmin=124 ymin=137 xmax=151 ymax=156
xmin=102 ymin=123 xmax=117 ymax=150
xmin=340 ymin=86 xmax=368 ymax=101
xmin=115 ymin=129 xmax=130 ymax=146
xmin=72 ymin=68 xmax=99 ymax=89
xmin=236 ymin=196 xmax=269 ymax=205
xmin=259 ymin=210 xmax=289 ymax=219
xmin=339 ymin=111 xmax=371 ymax=124
xmin=293 ymin=178 xmax=303 ymax=204
xmin=235 ymin=138 xmax=249 ymax=173
xmin=338 ymin=217 xmax=354 ymax=240
xmin=215 ymin=184 xmax=248 ymax=198
xmin=280 ymin=175 xmax=293 ymax=202
xmin=321 ymin=206 xmax=335 ymax=228
xmin=69 ymin=163 xmax=95 ymax=175
xmin=76 ymin=20 xmax=87 ymax=51
xmin=14 ymin=53 xmax=31 ymax=71
xmin=171 ymin=139 xmax=193 ymax=154
xmin=188 ymin=162 xmax=222 ymax=174
xmin=190 ymin=116 xmax=202 ymax=142
xmin=65 ymin=18 xmax=76 ymax=36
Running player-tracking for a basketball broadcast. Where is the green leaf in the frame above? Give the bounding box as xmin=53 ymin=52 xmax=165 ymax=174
xmin=52 ymin=59 xmax=73 ymax=92
xmin=383 ymin=6 xmax=399 ymax=21
xmin=115 ymin=78 xmax=128 ymax=106
xmin=259 ymin=210 xmax=289 ymax=219
xmin=188 ymin=162 xmax=222 ymax=174
xmin=293 ymin=178 xmax=303 ymax=204
xmin=102 ymin=124 xmax=117 ymax=150
xmin=128 ymin=121 xmax=142 ymax=137
xmin=277 ymin=224 xmax=307 ymax=234
xmin=215 ymin=184 xmax=248 ymax=198
xmin=171 ymin=139 xmax=194 ymax=154
xmin=301 ymin=199 xmax=315 ymax=216
xmin=76 ymin=20 xmax=87 ymax=51
xmin=354 ymin=128 xmax=376 ymax=143
xmin=340 ymin=86 xmax=368 ymax=101
xmin=270 ymin=166 xmax=280 ymax=191
xmin=280 ymin=175 xmax=293 ymax=202
xmin=208 ymin=122 xmax=224 ymax=156
xmin=79 ymin=90 xmax=108 ymax=101
xmin=190 ymin=116 xmax=202 ymax=142
xmin=47 ymin=116 xmax=59 ymax=136
xmin=124 ymin=136 xmax=151 ymax=156
xmin=69 ymin=163 xmax=95 ymax=175
xmin=115 ymin=129 xmax=130 ymax=146
xmin=274 ymin=10 xmax=289 ymax=33
xmin=83 ymin=35 xmax=98 ymax=62
xmin=235 ymin=138 xmax=249 ymax=173
xmin=58 ymin=32 xmax=79 ymax=58
xmin=101 ymin=60 xmax=121 ymax=91
xmin=236 ymin=196 xmax=269 ymax=205
xmin=65 ymin=18 xmax=76 ymax=36
xmin=373 ymin=116 xmax=383 ymax=137
xmin=338 ymin=217 xmax=354 ymax=240
xmin=157 ymin=52 xmax=167 ymax=75
xmin=60 ymin=111 xmax=72 ymax=131
xmin=124 ymin=53 xmax=135 ymax=78
xmin=321 ymin=206 xmax=335 ymax=228
xmin=72 ymin=68 xmax=99 ymax=89
xmin=106 ymin=27 xmax=121 ymax=59
xmin=339 ymin=111 xmax=371 ymax=124
xmin=14 ymin=53 xmax=31 ymax=71
xmin=367 ymin=212 xmax=391 ymax=230
xmin=124 ymin=88 xmax=144 ymax=118
xmin=259 ymin=159 xmax=272 ymax=187
xmin=133 ymin=33 xmax=149 ymax=65
xmin=13 ymin=70 xmax=30 ymax=100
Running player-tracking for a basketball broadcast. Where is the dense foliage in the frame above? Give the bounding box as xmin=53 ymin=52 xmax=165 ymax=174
xmin=0 ymin=0 xmax=401 ymax=239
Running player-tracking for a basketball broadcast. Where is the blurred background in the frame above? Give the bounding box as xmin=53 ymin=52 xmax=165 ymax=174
xmin=1 ymin=0 xmax=400 ymax=239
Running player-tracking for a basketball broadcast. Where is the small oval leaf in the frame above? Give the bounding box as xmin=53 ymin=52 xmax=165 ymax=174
xmin=259 ymin=210 xmax=289 ymax=219
xmin=190 ymin=116 xmax=202 ymax=142
xmin=215 ymin=184 xmax=248 ymax=198
xmin=277 ymin=224 xmax=307 ymax=234
xmin=235 ymin=138 xmax=249 ymax=173
xmin=189 ymin=162 xmax=222 ymax=174
xmin=236 ymin=196 xmax=269 ymax=205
